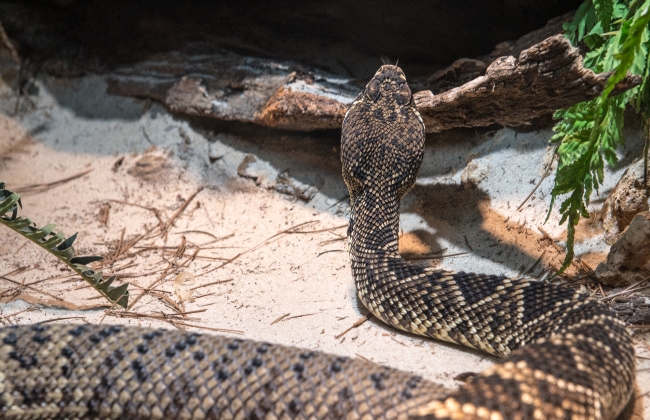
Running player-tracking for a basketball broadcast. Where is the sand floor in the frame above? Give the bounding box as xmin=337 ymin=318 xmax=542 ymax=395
xmin=1 ymin=74 xmax=648 ymax=418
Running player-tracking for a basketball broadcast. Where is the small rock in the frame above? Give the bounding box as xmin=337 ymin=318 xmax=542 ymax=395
xmin=611 ymin=296 xmax=650 ymax=324
xmin=173 ymin=271 xmax=196 ymax=303
xmin=127 ymin=154 xmax=168 ymax=181
xmin=602 ymin=158 xmax=650 ymax=244
xmin=596 ymin=211 xmax=650 ymax=287
xmin=237 ymin=154 xmax=258 ymax=181
xmin=236 ymin=154 xmax=278 ymax=188
xmin=460 ymin=160 xmax=489 ymax=188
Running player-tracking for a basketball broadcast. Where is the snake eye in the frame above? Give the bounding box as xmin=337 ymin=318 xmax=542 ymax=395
xmin=396 ymin=83 xmax=411 ymax=105
xmin=365 ymin=79 xmax=381 ymax=101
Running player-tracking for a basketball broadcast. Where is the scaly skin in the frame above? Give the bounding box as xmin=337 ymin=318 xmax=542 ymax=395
xmin=0 ymin=65 xmax=635 ymax=420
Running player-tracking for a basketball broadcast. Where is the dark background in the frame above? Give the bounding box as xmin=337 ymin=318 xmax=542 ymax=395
xmin=2 ymin=0 xmax=582 ymax=79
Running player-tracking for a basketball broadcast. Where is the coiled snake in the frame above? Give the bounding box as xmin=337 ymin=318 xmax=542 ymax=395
xmin=0 ymin=65 xmax=635 ymax=419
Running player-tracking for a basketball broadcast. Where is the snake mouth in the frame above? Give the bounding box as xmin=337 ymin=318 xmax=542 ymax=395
xmin=374 ymin=64 xmax=407 ymax=81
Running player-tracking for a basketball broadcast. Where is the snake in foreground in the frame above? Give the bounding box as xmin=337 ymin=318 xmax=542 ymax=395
xmin=0 ymin=65 xmax=635 ymax=419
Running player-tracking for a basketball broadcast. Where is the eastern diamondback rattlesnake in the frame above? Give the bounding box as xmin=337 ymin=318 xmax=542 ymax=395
xmin=0 ymin=65 xmax=635 ymax=419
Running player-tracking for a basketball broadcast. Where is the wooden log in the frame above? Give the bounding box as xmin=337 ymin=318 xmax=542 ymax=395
xmin=414 ymin=34 xmax=641 ymax=133
xmin=106 ymin=35 xmax=640 ymax=132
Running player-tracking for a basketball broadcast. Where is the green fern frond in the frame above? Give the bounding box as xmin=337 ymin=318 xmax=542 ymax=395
xmin=550 ymin=0 xmax=650 ymax=275
xmin=0 ymin=181 xmax=129 ymax=307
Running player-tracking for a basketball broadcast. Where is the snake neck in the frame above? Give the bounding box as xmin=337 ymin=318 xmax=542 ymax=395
xmin=348 ymin=189 xmax=401 ymax=261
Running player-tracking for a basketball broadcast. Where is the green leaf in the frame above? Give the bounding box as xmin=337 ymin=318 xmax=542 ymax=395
xmin=549 ymin=0 xmax=650 ymax=275
xmin=593 ymin=0 xmax=615 ymax=31
xmin=613 ymin=2 xmax=627 ymax=19
xmin=564 ymin=0 xmax=597 ymax=44
xmin=584 ymin=32 xmax=605 ymax=50
xmin=585 ymin=44 xmax=607 ymax=69
xmin=56 ymin=231 xmax=78 ymax=250
xmin=630 ymin=26 xmax=650 ymax=75
xmin=635 ymin=38 xmax=650 ymax=112
xmin=0 ymin=181 xmax=129 ymax=307
xmin=40 ymin=231 xmax=66 ymax=249
xmin=603 ymin=1 xmax=650 ymax=97
xmin=0 ymin=191 xmax=20 ymax=214
xmin=24 ymin=223 xmax=56 ymax=241
xmin=69 ymin=256 xmax=104 ymax=264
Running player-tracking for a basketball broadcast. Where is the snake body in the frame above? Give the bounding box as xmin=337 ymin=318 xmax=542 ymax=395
xmin=0 ymin=65 xmax=635 ymax=419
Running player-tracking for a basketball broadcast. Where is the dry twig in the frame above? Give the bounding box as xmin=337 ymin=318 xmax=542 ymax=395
xmin=15 ymin=169 xmax=93 ymax=194
xmin=159 ymin=187 xmax=204 ymax=241
xmin=190 ymin=278 xmax=233 ymax=291
xmin=517 ymin=156 xmax=555 ymax=211
xmin=335 ymin=314 xmax=372 ymax=339
xmin=106 ymin=309 xmax=243 ymax=334
xmin=201 ymin=220 xmax=319 ymax=275
xmin=271 ymin=313 xmax=290 ymax=325
xmin=127 ymin=249 xmax=198 ymax=309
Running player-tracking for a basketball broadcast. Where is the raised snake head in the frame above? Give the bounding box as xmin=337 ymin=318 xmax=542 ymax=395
xmin=340 ymin=64 xmax=426 ymax=205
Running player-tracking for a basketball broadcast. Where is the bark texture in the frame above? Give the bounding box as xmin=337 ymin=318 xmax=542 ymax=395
xmin=106 ymin=34 xmax=640 ymax=132
xmin=414 ymin=35 xmax=641 ymax=133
